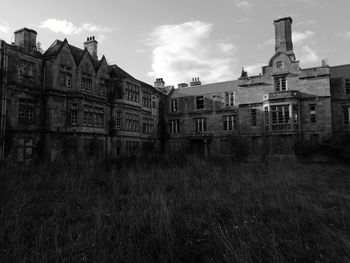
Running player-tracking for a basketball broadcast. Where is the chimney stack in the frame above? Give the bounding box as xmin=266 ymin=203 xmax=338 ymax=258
xmin=14 ymin=28 xmax=37 ymax=52
xmin=190 ymin=77 xmax=201 ymax=86
xmin=84 ymin=36 xmax=98 ymax=60
xmin=154 ymin=78 xmax=165 ymax=88
xmin=273 ymin=17 xmax=293 ymax=53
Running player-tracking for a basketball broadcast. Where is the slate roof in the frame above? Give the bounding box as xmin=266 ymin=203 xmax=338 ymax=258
xmin=330 ymin=64 xmax=350 ymax=79
xmin=43 ymin=39 xmax=103 ymax=70
xmin=171 ymin=80 xmax=238 ymax=98
xmin=109 ymin=64 xmax=136 ymax=80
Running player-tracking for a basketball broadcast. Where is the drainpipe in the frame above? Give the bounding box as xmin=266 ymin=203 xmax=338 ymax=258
xmin=0 ymin=41 xmax=8 ymax=161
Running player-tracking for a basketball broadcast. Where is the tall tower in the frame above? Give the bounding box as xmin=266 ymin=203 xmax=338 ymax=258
xmin=274 ymin=17 xmax=293 ymax=53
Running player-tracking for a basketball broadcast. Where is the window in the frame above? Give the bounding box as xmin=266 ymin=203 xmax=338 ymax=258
xmin=251 ymin=109 xmax=257 ymax=126
xmin=225 ymin=92 xmax=235 ymax=106
xmin=196 ymin=96 xmax=204 ymax=109
xmin=345 ymin=79 xmax=350 ymax=95
xmin=309 ymin=104 xmax=316 ymax=123
xmin=71 ymin=103 xmax=78 ymax=125
xmin=59 ymin=64 xmax=72 ymax=87
xmin=125 ymin=82 xmax=140 ymax=102
xmin=223 ymin=115 xmax=238 ymax=130
xmin=81 ymin=72 xmax=92 ymax=91
xmin=274 ymin=75 xmax=287 ymax=91
xmin=270 ymin=105 xmax=291 ymax=130
xmin=194 ymin=117 xmax=206 ymax=132
xmin=142 ymin=90 xmax=152 ymax=108
xmin=343 ymin=106 xmax=350 ymax=124
xmin=98 ymin=78 xmax=109 ymax=96
xmin=169 ymin=119 xmax=180 ymax=133
xmin=66 ymin=74 xmax=72 ymax=87
xmin=170 ymin=99 xmax=178 ymax=112
xmin=18 ymin=105 xmax=34 ymax=122
xmin=143 ymin=117 xmax=154 ymax=134
xmin=19 ymin=59 xmax=36 ymax=79
xmin=82 ymin=105 xmax=103 ymax=127
xmin=125 ymin=113 xmax=139 ymax=132
xmin=17 ymin=137 xmax=33 ymax=162
xmin=275 ymin=61 xmax=283 ymax=69
xmin=116 ymin=112 xmax=121 ymax=129
xmin=95 ymin=107 xmax=104 ymax=128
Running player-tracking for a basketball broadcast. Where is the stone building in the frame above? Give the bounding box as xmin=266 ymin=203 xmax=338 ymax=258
xmin=0 ymin=29 xmax=164 ymax=161
xmin=163 ymin=17 xmax=349 ymax=157
xmin=1 ymin=17 xmax=350 ymax=161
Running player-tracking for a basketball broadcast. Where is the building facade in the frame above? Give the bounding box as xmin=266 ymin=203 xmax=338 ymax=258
xmin=163 ymin=17 xmax=350 ymax=157
xmin=1 ymin=17 xmax=350 ymax=161
xmin=0 ymin=29 xmax=164 ymax=162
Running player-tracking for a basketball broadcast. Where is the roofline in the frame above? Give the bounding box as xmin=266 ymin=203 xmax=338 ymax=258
xmin=14 ymin=28 xmax=37 ymax=34
xmin=177 ymin=79 xmax=237 ymax=90
xmin=273 ymin=17 xmax=292 ymax=23
xmin=329 ymin=63 xmax=350 ymax=68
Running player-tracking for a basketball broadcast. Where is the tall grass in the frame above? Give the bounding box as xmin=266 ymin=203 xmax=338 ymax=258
xmin=0 ymin=155 xmax=349 ymax=262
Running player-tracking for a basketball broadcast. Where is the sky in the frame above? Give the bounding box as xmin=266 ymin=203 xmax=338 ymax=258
xmin=1 ymin=0 xmax=350 ymax=86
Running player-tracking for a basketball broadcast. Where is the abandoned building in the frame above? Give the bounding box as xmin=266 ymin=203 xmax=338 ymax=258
xmin=0 ymin=29 xmax=164 ymax=161
xmin=1 ymin=17 xmax=350 ymax=161
xmin=162 ymin=17 xmax=350 ymax=157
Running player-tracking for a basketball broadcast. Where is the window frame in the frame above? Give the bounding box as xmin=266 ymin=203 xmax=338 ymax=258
xmin=196 ymin=96 xmax=205 ymax=110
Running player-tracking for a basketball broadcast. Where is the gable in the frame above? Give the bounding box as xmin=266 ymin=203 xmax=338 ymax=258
xmin=97 ymin=56 xmax=109 ymax=76
xmin=78 ymin=51 xmax=95 ymax=73
xmin=56 ymin=42 xmax=75 ymax=68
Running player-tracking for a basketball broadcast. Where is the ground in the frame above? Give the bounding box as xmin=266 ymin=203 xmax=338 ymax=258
xmin=0 ymin=155 xmax=349 ymax=262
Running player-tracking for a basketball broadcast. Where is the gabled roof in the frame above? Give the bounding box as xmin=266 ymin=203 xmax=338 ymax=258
xmin=96 ymin=55 xmax=108 ymax=72
xmin=43 ymin=38 xmax=103 ymax=70
xmin=170 ymin=80 xmax=238 ymax=98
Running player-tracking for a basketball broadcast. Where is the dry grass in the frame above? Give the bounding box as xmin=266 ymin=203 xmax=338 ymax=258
xmin=0 ymin=155 xmax=349 ymax=262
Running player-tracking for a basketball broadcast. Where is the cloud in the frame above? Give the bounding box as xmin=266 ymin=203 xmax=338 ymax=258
xmin=0 ymin=21 xmax=10 ymax=34
xmin=243 ymin=63 xmax=265 ymax=76
xmin=234 ymin=0 xmax=253 ymax=11
xmin=96 ymin=34 xmax=107 ymax=42
xmin=298 ymin=44 xmax=320 ymax=64
xmin=292 ymin=30 xmax=314 ymax=44
xmin=82 ymin=23 xmax=113 ymax=33
xmin=147 ymin=21 xmax=237 ymax=86
xmin=39 ymin=19 xmax=113 ymax=36
xmin=0 ymin=21 xmax=11 ymax=42
xmin=291 ymin=30 xmax=320 ymax=66
xmin=336 ymin=31 xmax=350 ymax=39
xmin=39 ymin=19 xmax=82 ymax=35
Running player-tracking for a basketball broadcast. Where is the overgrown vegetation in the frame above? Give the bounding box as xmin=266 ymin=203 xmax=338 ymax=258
xmin=0 ymin=155 xmax=349 ymax=262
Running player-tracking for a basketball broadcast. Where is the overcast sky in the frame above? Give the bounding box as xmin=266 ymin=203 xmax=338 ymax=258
xmin=1 ymin=0 xmax=350 ymax=86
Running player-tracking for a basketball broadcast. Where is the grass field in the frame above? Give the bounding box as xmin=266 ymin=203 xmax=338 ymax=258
xmin=0 ymin=155 xmax=349 ymax=262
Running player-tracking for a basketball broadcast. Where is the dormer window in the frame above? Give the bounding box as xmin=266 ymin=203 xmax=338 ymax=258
xmin=275 ymin=61 xmax=283 ymax=69
xmin=274 ymin=75 xmax=287 ymax=91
